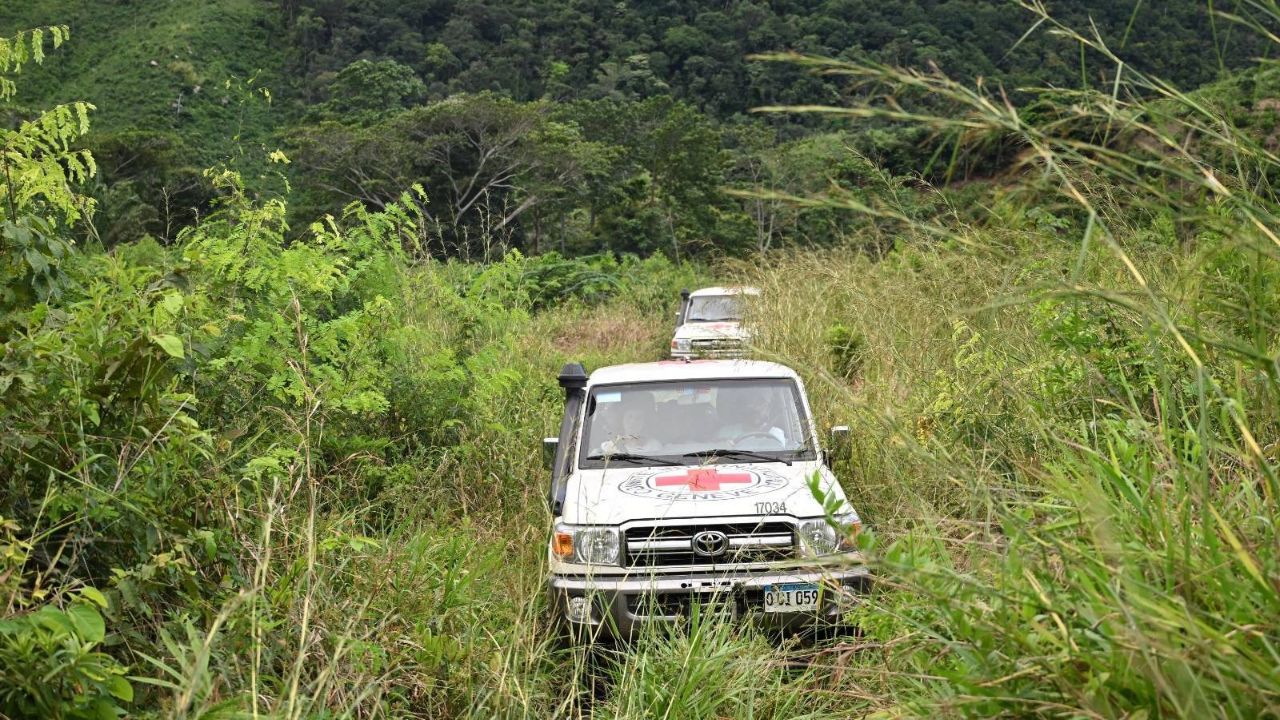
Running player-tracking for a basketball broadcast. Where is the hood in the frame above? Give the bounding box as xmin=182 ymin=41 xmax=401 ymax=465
xmin=560 ymin=461 xmax=850 ymax=525
xmin=673 ymin=321 xmax=750 ymax=342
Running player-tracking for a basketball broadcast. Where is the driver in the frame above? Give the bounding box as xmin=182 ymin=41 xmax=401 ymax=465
xmin=602 ymin=395 xmax=662 ymax=455
xmin=714 ymin=390 xmax=786 ymax=448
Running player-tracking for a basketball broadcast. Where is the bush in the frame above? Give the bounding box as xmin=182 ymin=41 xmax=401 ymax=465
xmin=0 ymin=587 xmax=132 ymax=720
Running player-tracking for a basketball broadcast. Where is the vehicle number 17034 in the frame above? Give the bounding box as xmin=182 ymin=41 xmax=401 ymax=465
xmin=754 ymin=501 xmax=787 ymax=515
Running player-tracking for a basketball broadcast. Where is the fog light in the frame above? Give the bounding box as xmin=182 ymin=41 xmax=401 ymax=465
xmin=567 ymin=596 xmax=592 ymax=622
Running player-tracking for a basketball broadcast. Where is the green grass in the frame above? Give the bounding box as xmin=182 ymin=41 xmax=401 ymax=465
xmin=0 ymin=0 xmax=285 ymax=169
xmin=3 ymin=2 xmax=1280 ymax=718
xmin=4 ymin=172 xmax=1276 ymax=718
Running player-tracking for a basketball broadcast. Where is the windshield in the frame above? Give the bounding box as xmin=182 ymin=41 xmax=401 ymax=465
xmin=578 ymin=378 xmax=814 ymax=468
xmin=685 ymin=295 xmax=742 ymax=323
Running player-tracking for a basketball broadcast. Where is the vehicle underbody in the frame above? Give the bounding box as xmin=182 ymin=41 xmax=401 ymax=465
xmin=549 ymin=561 xmax=869 ymax=642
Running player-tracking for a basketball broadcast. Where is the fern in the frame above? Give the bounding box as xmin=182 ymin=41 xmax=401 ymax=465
xmin=3 ymin=102 xmax=98 ymax=222
xmin=0 ymin=25 xmax=93 ymax=310
xmin=0 ymin=25 xmax=68 ymax=100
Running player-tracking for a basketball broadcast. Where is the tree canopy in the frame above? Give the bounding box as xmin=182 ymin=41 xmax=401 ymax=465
xmin=1 ymin=0 xmax=1270 ymax=257
xmin=285 ymin=0 xmax=1270 ymax=117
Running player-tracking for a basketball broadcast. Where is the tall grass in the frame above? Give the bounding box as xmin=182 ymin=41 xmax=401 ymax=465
xmin=725 ymin=3 xmax=1280 ymax=716
xmin=7 ymin=4 xmax=1280 ymax=718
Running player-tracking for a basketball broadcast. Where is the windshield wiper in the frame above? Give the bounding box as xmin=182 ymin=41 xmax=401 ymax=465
xmin=584 ymin=452 xmax=684 ymax=467
xmin=681 ymin=448 xmax=792 ymax=466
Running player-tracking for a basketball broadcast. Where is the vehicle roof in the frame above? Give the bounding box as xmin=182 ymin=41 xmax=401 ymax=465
xmin=587 ymin=359 xmax=799 ymax=386
xmin=689 ymin=286 xmax=760 ymax=298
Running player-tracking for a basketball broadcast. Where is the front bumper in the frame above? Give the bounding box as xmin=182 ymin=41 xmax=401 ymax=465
xmin=548 ymin=565 xmax=870 ymax=642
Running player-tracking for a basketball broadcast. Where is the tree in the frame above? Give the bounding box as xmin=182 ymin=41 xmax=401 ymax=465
xmin=315 ymin=58 xmax=427 ymax=123
xmin=0 ymin=26 xmax=96 ymax=315
xmin=283 ymin=0 xmax=1266 ymax=122
xmin=83 ymin=130 xmax=211 ymax=246
xmin=728 ymin=129 xmax=915 ymax=253
xmin=292 ymin=93 xmax=605 ymax=258
xmin=551 ymin=96 xmax=736 ymax=256
xmin=625 ymin=97 xmax=725 ymax=258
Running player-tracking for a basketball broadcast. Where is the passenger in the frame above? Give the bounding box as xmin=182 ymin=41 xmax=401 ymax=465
xmin=602 ymin=398 xmax=663 ymax=455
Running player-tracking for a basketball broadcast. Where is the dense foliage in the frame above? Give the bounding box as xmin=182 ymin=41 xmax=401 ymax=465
xmin=2 ymin=0 xmax=1270 ymax=258
xmin=2 ymin=4 xmax=1279 ymax=718
xmin=282 ymin=0 xmax=1269 ymax=115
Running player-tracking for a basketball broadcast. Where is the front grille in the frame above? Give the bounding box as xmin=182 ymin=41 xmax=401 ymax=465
xmin=624 ymin=522 xmax=795 ymax=567
xmin=691 ymin=338 xmax=743 ymax=351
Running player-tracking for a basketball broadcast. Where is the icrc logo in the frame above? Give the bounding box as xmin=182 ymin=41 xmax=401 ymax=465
xmin=618 ymin=467 xmax=788 ymax=502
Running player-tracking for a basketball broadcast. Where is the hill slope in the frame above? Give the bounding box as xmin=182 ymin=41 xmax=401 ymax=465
xmin=0 ymin=0 xmax=285 ymax=167
xmin=2 ymin=4 xmax=1279 ymax=718
xmin=285 ymin=0 xmax=1268 ymax=116
xmin=4 ymin=1 xmax=1265 ymax=156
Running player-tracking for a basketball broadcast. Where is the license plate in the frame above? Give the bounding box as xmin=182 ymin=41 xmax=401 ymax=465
xmin=762 ymin=582 xmax=820 ymax=613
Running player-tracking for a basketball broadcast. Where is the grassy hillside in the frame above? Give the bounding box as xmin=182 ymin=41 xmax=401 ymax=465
xmin=0 ymin=0 xmax=284 ymax=167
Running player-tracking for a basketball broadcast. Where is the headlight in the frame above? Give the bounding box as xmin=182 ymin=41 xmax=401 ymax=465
xmin=576 ymin=528 xmax=620 ymax=564
xmin=552 ymin=523 xmax=621 ymax=565
xmin=672 ymin=338 xmax=691 ymax=351
xmin=799 ymin=513 xmax=862 ymax=557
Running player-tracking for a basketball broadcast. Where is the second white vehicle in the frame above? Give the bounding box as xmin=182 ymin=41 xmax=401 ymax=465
xmin=670 ymin=286 xmax=759 ymax=359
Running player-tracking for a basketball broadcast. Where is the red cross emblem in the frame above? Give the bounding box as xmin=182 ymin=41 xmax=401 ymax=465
xmin=654 ymin=468 xmax=754 ymax=492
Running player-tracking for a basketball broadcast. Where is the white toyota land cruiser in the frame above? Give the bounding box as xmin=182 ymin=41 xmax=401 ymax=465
xmin=544 ymin=359 xmax=868 ymax=641
xmin=669 ymin=286 xmax=759 ymax=359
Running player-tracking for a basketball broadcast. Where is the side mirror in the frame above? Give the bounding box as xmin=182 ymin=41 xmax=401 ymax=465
xmin=542 ymin=437 xmax=559 ymax=471
xmin=824 ymin=425 xmax=850 ymax=468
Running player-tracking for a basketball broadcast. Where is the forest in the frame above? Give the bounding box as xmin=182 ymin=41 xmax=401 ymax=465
xmin=2 ymin=1 xmax=1280 ymax=718
xmin=2 ymin=0 xmax=1275 ymax=258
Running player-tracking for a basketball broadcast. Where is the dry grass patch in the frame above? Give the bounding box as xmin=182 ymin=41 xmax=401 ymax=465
xmin=549 ymin=305 xmax=668 ymax=360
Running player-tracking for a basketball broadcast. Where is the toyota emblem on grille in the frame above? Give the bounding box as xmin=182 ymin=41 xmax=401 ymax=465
xmin=691 ymin=530 xmax=729 ymax=557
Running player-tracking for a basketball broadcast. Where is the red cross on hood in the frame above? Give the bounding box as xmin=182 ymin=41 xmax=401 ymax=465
xmin=654 ymin=468 xmax=754 ymax=491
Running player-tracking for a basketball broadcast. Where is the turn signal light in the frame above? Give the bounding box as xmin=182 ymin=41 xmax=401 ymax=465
xmin=552 ymin=531 xmax=574 ymax=558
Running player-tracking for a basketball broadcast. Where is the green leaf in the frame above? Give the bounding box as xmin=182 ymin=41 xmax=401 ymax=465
xmin=196 ymin=529 xmax=217 ymax=559
xmin=161 ymin=292 xmax=184 ymax=315
xmin=91 ymin=697 xmax=120 ymax=720
xmin=150 ymin=333 xmax=185 ymax=359
xmin=79 ymin=586 xmax=108 ymax=608
xmin=107 ymin=674 xmax=133 ymax=702
xmin=67 ymin=602 xmax=106 ymax=644
xmin=24 ymin=248 xmax=49 ymax=274
xmin=34 ymin=606 xmax=75 ymax=637
xmin=83 ymin=400 xmax=101 ymax=427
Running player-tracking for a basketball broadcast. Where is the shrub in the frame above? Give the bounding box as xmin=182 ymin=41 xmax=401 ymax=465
xmin=0 ymin=587 xmax=132 ymax=720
